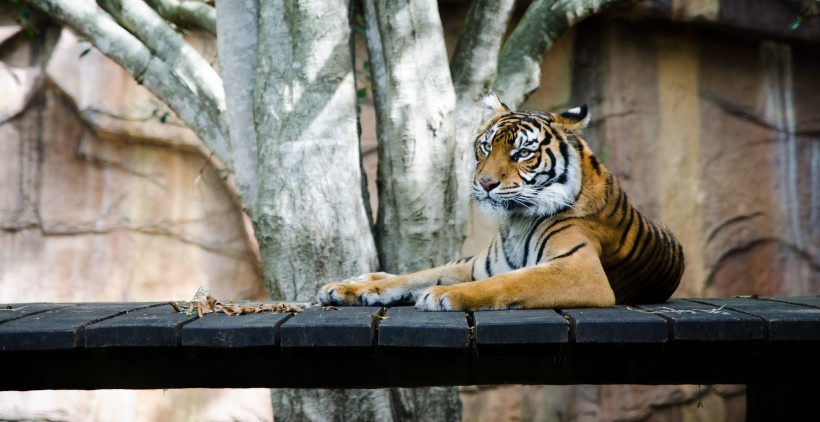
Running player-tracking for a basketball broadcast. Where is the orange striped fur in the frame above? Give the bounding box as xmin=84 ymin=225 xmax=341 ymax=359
xmin=318 ymin=92 xmax=684 ymax=311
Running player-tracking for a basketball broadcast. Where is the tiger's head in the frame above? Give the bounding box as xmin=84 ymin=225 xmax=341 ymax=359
xmin=472 ymin=92 xmax=591 ymax=218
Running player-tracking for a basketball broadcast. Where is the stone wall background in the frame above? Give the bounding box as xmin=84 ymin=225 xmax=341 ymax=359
xmin=0 ymin=0 xmax=818 ymax=421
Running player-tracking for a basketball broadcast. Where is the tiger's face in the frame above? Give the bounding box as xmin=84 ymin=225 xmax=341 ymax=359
xmin=471 ymin=92 xmax=590 ymax=218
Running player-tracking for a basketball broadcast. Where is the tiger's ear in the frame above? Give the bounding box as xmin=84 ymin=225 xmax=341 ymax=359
xmin=482 ymin=91 xmax=511 ymax=122
xmin=555 ymin=104 xmax=591 ymax=133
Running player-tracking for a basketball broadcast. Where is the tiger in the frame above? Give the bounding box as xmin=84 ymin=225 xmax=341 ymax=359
xmin=317 ymin=92 xmax=684 ymax=311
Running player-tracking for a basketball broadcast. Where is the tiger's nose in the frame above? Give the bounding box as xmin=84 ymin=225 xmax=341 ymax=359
xmin=479 ymin=177 xmax=500 ymax=192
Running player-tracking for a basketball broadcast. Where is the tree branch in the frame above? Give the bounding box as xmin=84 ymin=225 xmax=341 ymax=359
xmin=216 ymin=0 xmax=259 ymax=212
xmin=26 ymin=0 xmax=232 ymax=167
xmin=144 ymin=0 xmax=216 ymax=36
xmin=494 ymin=0 xmax=632 ymax=108
xmin=96 ymin=0 xmax=225 ymax=117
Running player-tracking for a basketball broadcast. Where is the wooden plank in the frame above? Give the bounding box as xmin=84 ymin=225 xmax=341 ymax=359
xmin=637 ymin=299 xmax=763 ymax=341
xmin=84 ymin=303 xmax=194 ymax=347
xmin=0 ymin=303 xmax=75 ymax=325
xmin=378 ymin=307 xmax=469 ymax=349
xmin=279 ymin=306 xmax=380 ymax=348
xmin=562 ymin=306 xmax=668 ymax=343
xmin=473 ymin=309 xmax=568 ymax=346
xmin=0 ymin=303 xmax=157 ymax=350
xmin=182 ymin=311 xmax=292 ymax=348
xmin=762 ymin=296 xmax=820 ymax=309
xmin=693 ymin=297 xmax=820 ymax=341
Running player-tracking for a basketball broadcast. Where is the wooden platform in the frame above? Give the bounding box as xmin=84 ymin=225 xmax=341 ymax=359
xmin=1 ymin=297 xmax=819 ymax=392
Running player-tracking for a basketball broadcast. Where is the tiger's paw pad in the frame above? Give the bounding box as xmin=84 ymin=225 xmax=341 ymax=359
xmin=415 ymin=286 xmax=455 ymax=311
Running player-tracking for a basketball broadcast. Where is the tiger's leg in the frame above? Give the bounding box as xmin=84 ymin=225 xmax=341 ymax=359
xmin=317 ymin=262 xmax=473 ymax=306
xmin=416 ymin=243 xmax=615 ymax=311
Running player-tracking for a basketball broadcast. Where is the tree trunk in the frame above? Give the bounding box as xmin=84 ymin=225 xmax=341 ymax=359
xmin=363 ymin=1 xmax=464 ymax=420
xmin=365 ymin=0 xmax=461 ymax=274
xmin=251 ymin=1 xmax=387 ymax=420
xmin=252 ymin=0 xmax=378 ymax=302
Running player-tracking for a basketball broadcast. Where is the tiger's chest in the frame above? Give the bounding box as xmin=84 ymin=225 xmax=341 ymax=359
xmin=474 ymin=217 xmax=558 ymax=279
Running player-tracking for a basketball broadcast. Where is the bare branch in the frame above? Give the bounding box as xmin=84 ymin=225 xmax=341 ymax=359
xmin=26 ymin=0 xmax=231 ymax=166
xmin=494 ymin=0 xmax=632 ymax=108
xmin=96 ymin=0 xmax=225 ymax=115
xmin=144 ymin=0 xmax=216 ymax=36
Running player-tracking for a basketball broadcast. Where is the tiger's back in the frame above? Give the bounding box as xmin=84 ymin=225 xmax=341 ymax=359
xmin=597 ymin=176 xmax=684 ymax=304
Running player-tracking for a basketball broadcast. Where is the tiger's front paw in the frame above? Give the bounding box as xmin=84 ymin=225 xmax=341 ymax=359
xmin=415 ymin=286 xmax=457 ymax=311
xmin=317 ymin=272 xmax=403 ymax=306
xmin=317 ymin=281 xmax=364 ymax=306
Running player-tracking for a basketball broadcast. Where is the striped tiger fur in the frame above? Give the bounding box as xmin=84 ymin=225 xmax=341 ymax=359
xmin=318 ymin=92 xmax=684 ymax=311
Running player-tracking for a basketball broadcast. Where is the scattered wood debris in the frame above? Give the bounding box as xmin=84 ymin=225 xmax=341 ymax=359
xmin=170 ymin=288 xmax=303 ymax=318
xmin=321 ymin=305 xmax=339 ymax=311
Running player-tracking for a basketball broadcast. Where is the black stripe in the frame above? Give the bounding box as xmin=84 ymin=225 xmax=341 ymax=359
xmin=602 ymin=173 xmax=614 ymax=205
xmin=607 ymin=207 xmax=636 ymax=259
xmin=551 ymin=242 xmax=587 ymax=261
xmin=607 ymin=213 xmax=646 ymax=271
xmin=559 ymin=139 xmax=570 ymax=162
xmin=616 ymin=223 xmax=663 ymax=285
xmin=545 ymin=149 xmax=557 ymax=179
xmin=556 ymin=168 xmax=568 ymax=184
xmin=535 ymin=225 xmax=574 ymax=263
xmin=520 ymin=215 xmax=551 ymax=265
xmin=653 ymin=229 xmax=677 ymax=281
xmin=542 ymin=122 xmax=558 ymax=143
xmin=485 ymin=240 xmax=495 ymax=277
xmin=589 ymin=154 xmax=602 ymax=175
xmin=606 ymin=186 xmax=624 ymax=218
xmin=501 ymin=238 xmax=517 ymax=270
xmin=471 ymin=259 xmax=477 ymax=281
xmin=455 ymin=256 xmax=473 ymax=264
xmin=614 ymin=194 xmax=631 ymax=227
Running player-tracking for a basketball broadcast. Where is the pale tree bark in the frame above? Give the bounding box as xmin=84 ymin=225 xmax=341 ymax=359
xmin=365 ymin=0 xmax=461 ymax=274
xmin=26 ymin=0 xmax=231 ymax=165
xmin=97 ymin=0 xmax=226 ymax=127
xmin=253 ymin=0 xmax=377 ymax=303
xmin=493 ymin=0 xmax=632 ymax=108
xmin=216 ymin=0 xmax=259 ymax=210
xmin=144 ymin=0 xmax=216 ymax=36
xmin=449 ymin=0 xmax=516 ymax=236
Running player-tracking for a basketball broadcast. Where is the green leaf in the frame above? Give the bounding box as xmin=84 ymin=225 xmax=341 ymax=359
xmin=357 ymin=88 xmax=367 ymax=99
xmin=160 ymin=112 xmax=169 ymax=124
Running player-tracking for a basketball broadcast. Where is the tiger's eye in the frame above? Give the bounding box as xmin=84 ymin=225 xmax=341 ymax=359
xmin=516 ymin=150 xmax=532 ymax=160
